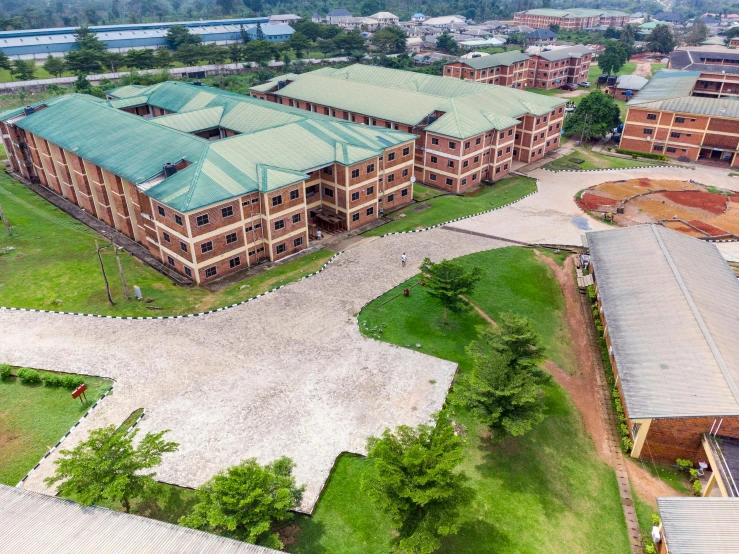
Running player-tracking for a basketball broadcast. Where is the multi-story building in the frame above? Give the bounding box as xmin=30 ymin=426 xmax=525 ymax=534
xmin=250 ymin=65 xmax=565 ymax=192
xmin=620 ymin=70 xmax=739 ymax=166
xmin=669 ymin=49 xmax=739 ymax=98
xmin=589 ymin=225 xmax=739 ymax=486
xmin=443 ymin=45 xmax=592 ymax=90
xmin=0 ymin=82 xmax=416 ymax=284
xmin=513 ymin=8 xmax=630 ymax=29
xmin=526 ymin=28 xmax=557 ymax=45
xmin=443 ymin=51 xmax=530 ymax=88
xmin=369 ymin=12 xmax=400 ymax=27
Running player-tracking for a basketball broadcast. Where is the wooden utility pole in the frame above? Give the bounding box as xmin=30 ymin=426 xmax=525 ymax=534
xmin=0 ymin=202 xmax=11 ymax=236
xmin=95 ymin=240 xmax=114 ymax=306
xmin=113 ymin=244 xmax=130 ymax=300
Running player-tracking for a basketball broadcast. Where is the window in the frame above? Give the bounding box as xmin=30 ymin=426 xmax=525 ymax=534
xmin=474 ymin=156 xmax=479 ymax=163
xmin=324 ymin=187 xmax=334 ymax=198
xmin=221 ymin=206 xmax=234 ymax=218
xmin=666 ymin=147 xmax=677 ymax=153
xmin=388 ymin=152 xmax=396 ymax=161
xmin=201 ymin=241 xmax=213 ymax=253
xmin=274 ymin=219 xmax=284 ymax=230
xmin=647 ymin=113 xmax=657 ymax=120
xmin=431 ymin=137 xmax=439 ymax=145
xmin=508 ymin=129 xmax=513 ymax=136
xmin=367 ymin=163 xmax=375 ymax=173
xmin=515 ymin=133 xmax=520 ymax=140
xmin=387 ymin=193 xmax=394 ymax=202
xmin=475 ymin=137 xmax=481 ymax=145
xmin=157 ymin=206 xmax=165 ymax=217
xmin=536 ymin=118 xmax=540 ymax=124
xmin=351 ymin=169 xmax=360 ymax=179
xmin=174 ymin=214 xmax=182 ymax=225
xmin=226 ymin=232 xmax=237 ymax=244
xmin=366 ymin=206 xmax=374 ymax=216
xmin=184 ymin=267 xmax=192 ymax=277
xmin=387 ymin=174 xmax=395 ymax=183
xmin=463 ymin=160 xmax=469 ymax=168
xmin=472 ymin=173 xmax=477 ymax=181
xmin=205 ymin=266 xmax=217 ymax=278
xmin=352 ymin=212 xmax=360 ymax=222
xmin=386 ymin=121 xmax=392 ymax=128
xmin=430 ymin=155 xmax=438 ymax=163
xmin=367 ymin=186 xmax=374 ymax=195
xmin=290 ymin=189 xmax=299 ymax=201
xmin=322 ymin=166 xmax=333 ymax=175
xmin=272 ymin=195 xmax=282 ymax=207
xmin=461 ymin=178 xmax=467 ymax=185
xmin=257 ymin=247 xmax=265 ymax=253
xmin=196 ymin=214 xmax=209 ymax=226
xmin=506 ymin=146 xmax=511 ymax=153
xmin=504 ymin=163 xmax=508 ymax=170
xmin=498 ymin=149 xmax=503 ymax=156
xmin=464 ymin=141 xmax=471 ymax=149
xmin=670 ymin=132 xmax=681 ymax=138
xmin=499 ymin=132 xmax=505 ymax=139
xmin=292 ymin=213 xmax=301 ymax=224
xmin=180 ymin=241 xmax=188 ymax=253
xmin=429 ymin=173 xmax=437 ymax=181
xmin=653 ymin=145 xmax=664 ymax=151
xmin=448 ymin=141 xmax=456 ymax=149
xmin=352 ymin=191 xmax=360 ymax=201
xmin=447 ymin=160 xmax=455 ymax=168
xmin=167 ymin=255 xmax=175 ymax=266
xmin=496 ymin=166 xmax=501 ymax=174
xmin=675 ymin=116 xmax=685 ymax=123
xmin=643 ymin=129 xmax=653 ymax=135
xmin=446 ymin=177 xmax=453 ymax=186
xmin=163 ymin=232 xmax=171 ymax=243
xmin=402 ymin=168 xmax=408 ymax=177
xmin=402 ymin=147 xmax=410 ymax=156
xmin=229 ymin=256 xmax=241 ymax=268
xmin=254 ymin=223 xmax=261 ymax=229
xmin=294 ymin=236 xmax=303 ymax=247
xmin=276 ymin=244 xmax=286 ymax=254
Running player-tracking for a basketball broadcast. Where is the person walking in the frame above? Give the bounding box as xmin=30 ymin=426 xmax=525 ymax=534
xmin=401 ymin=253 xmax=407 ymax=267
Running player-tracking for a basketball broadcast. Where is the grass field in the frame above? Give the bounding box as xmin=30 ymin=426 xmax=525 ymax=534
xmin=285 ymin=248 xmax=629 ymax=553
xmin=0 ymin=367 xmax=112 ymax=485
xmin=363 ymin=176 xmax=536 ymax=237
xmin=544 ymin=147 xmax=663 ymax=172
xmin=0 ymin=173 xmax=334 ymax=316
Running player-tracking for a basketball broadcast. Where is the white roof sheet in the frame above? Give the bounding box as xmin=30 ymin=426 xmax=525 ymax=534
xmin=589 ymin=225 xmax=739 ymax=419
xmin=658 ymin=498 xmax=739 ymax=553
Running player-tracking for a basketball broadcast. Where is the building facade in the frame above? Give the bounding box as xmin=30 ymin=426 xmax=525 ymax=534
xmin=513 ymin=8 xmax=630 ymax=29
xmin=669 ymin=49 xmax=739 ymax=99
xmin=0 ymin=82 xmax=415 ymax=284
xmin=250 ymin=65 xmax=565 ymax=193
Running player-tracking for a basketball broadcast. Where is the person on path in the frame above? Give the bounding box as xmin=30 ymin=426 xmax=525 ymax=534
xmin=401 ymin=253 xmax=407 ymax=267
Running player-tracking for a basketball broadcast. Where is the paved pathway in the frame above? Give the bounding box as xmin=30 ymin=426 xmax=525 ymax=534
xmin=2 ymin=162 xmax=737 ymax=513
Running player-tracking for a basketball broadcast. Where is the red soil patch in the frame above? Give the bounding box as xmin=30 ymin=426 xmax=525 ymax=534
xmin=579 ymin=192 xmax=618 ymax=211
xmin=638 ymin=177 xmax=652 ymax=187
xmin=661 ymin=191 xmax=728 ymax=215
xmin=688 ymin=220 xmax=729 ymax=236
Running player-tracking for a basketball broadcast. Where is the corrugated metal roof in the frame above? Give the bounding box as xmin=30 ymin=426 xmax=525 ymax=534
xmin=153 ymin=106 xmax=224 ymax=132
xmin=657 ymin=497 xmax=739 ymax=553
xmin=588 ymin=225 xmax=739 ymax=419
xmin=518 ymin=8 xmax=628 ymax=17
xmin=627 ymin=70 xmax=701 ymax=105
xmin=615 ymin=74 xmax=648 ymax=90
xmin=109 ymin=95 xmax=149 ymax=109
xmin=629 ymin=95 xmax=739 ymax=119
xmin=459 ymin=51 xmax=530 ymax=69
xmin=267 ymin=64 xmax=563 ymax=138
xmin=0 ymin=484 xmax=279 ymax=554
xmin=535 ymin=44 xmax=593 ymax=62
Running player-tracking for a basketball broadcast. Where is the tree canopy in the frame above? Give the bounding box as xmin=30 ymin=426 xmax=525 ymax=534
xmin=564 ymin=89 xmax=621 ymax=139
xmin=164 ymin=24 xmax=202 ymax=50
xmin=420 ymin=257 xmax=484 ymax=323
xmin=647 ymin=24 xmax=677 ymax=54
xmin=372 ymin=26 xmax=407 ymax=53
xmin=598 ymin=40 xmax=629 ymax=76
xmin=43 ymin=55 xmax=66 ymax=77
xmin=180 ymin=457 xmax=305 ymax=549
xmin=365 ymin=411 xmax=473 ymax=554
xmin=10 ymin=59 xmax=36 ymax=81
xmin=45 ymin=426 xmax=178 ymax=513
xmin=436 ymin=32 xmax=458 ymax=53
xmin=684 ymin=20 xmax=709 ymax=46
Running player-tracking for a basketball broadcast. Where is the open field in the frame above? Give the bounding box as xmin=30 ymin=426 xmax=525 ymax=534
xmin=0 ymin=173 xmax=334 ymax=316
xmin=285 ymin=247 xmax=629 ymax=553
xmin=364 ymin=176 xmax=536 ymax=236
xmin=0 ymin=367 xmax=112 ymax=485
xmin=545 ymin=148 xmax=664 ymax=172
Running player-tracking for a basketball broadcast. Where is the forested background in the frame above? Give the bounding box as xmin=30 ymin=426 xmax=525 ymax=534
xmin=0 ymin=0 xmax=733 ymax=31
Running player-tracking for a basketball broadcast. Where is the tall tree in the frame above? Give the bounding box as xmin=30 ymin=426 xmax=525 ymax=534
xmin=372 ymin=26 xmax=407 ymax=53
xmin=255 ymin=22 xmax=265 ymax=41
xmin=10 ymin=59 xmax=36 ymax=81
xmin=103 ymin=52 xmax=125 ymax=72
xmin=164 ymin=24 xmax=202 ymax=50
xmin=647 ymin=24 xmax=676 ymax=54
xmin=0 ymin=51 xmax=11 ymax=72
xmin=153 ymin=48 xmax=173 ymax=68
xmin=335 ymin=29 xmax=367 ymax=55
xmin=365 ymin=411 xmax=473 ymax=554
xmin=239 ymin=23 xmax=250 ymax=44
xmin=45 ymin=426 xmax=178 ymax=513
xmin=43 ymin=55 xmax=66 ymax=77
xmin=125 ymin=49 xmax=156 ymax=69
xmin=200 ymin=43 xmax=228 ymax=64
xmin=227 ymin=43 xmax=243 ymax=63
xmin=65 ymin=49 xmax=103 ymax=73
xmin=436 ymin=32 xmax=457 ymax=53
xmin=598 ymin=40 xmax=628 ymax=76
xmin=180 ymin=457 xmax=304 ymax=549
xmin=243 ymin=40 xmax=279 ymax=66
xmin=174 ymin=43 xmax=202 ymax=66
xmin=419 ymin=257 xmax=484 ymax=324
xmin=684 ymin=20 xmax=709 ymax=46
xmin=563 ymin=89 xmax=621 ymax=139
xmin=455 ymin=314 xmax=548 ymax=439
xmin=619 ymin=24 xmax=636 ymax=58
xmin=74 ymin=25 xmax=106 ymax=53
xmin=287 ymin=31 xmax=312 ymax=58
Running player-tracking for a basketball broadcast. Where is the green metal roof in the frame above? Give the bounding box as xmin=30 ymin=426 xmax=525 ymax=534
xmin=261 ymin=64 xmax=564 ymax=138
xmin=153 ymin=106 xmax=224 ymax=133
xmin=535 ymin=45 xmax=593 ymax=62
xmin=457 ymin=51 xmax=529 ymax=70
xmin=518 ymin=8 xmax=628 ymax=17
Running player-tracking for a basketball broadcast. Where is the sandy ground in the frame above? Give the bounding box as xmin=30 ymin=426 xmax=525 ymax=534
xmin=634 ymin=62 xmax=653 ymax=78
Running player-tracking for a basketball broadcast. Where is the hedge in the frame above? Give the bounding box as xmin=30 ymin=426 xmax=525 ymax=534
xmin=0 ymin=364 xmax=11 ymax=381
xmin=17 ymin=367 xmax=42 ymax=385
xmin=615 ymin=148 xmax=667 ymax=161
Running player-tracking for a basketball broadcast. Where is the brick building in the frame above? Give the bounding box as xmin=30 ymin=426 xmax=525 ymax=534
xmin=588 ymin=225 xmax=739 ymax=487
xmin=250 ymin=65 xmax=565 ymax=192
xmin=513 ymin=8 xmax=630 ymax=30
xmin=443 ymin=45 xmax=592 ymax=90
xmin=669 ymin=49 xmax=739 ymax=98
xmin=0 ymin=82 xmax=416 ymax=284
xmin=620 ymin=70 xmax=739 ymax=166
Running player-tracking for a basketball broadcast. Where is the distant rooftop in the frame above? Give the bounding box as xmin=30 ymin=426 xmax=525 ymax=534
xmin=535 ymin=44 xmax=593 ymax=62
xmin=516 ymin=8 xmax=630 ymax=18
xmin=670 ymin=49 xmax=739 ymax=75
xmin=456 ymin=50 xmax=529 ymax=69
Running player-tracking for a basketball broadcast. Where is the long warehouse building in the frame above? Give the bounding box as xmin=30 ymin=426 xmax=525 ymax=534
xmin=0 ymin=81 xmax=416 ymax=284
xmin=250 ymin=65 xmax=566 ymax=193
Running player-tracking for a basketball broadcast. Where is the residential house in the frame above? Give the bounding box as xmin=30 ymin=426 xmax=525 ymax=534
xmin=370 ymin=12 xmax=399 ymax=27
xmin=326 ymin=8 xmax=353 ymax=25
xmin=268 ymin=14 xmax=301 ymax=25
xmin=412 ymin=13 xmax=425 ymax=22
xmin=526 ymin=28 xmax=557 ymax=45
xmin=612 ymin=74 xmax=648 ymax=99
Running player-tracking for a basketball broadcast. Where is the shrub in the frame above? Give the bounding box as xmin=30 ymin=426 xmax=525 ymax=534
xmin=607 ymin=147 xmax=612 ymax=151
xmin=621 ymin=436 xmax=634 ymax=451
xmin=689 ymin=468 xmax=698 ymax=480
xmin=0 ymin=364 xmax=12 ymax=381
xmin=615 ymin=148 xmax=668 ymax=161
xmin=632 ymin=154 xmax=638 ymax=159
xmin=63 ymin=375 xmax=84 ymax=389
xmin=652 ymin=513 xmax=661 ymax=526
xmin=17 ymin=367 xmax=41 ymax=384
xmin=43 ymin=372 xmax=84 ymax=389
xmin=587 ymin=285 xmax=596 ymax=301
xmin=644 ymin=545 xmax=656 ymax=554
xmin=676 ymin=458 xmax=693 ymax=471
xmin=43 ymin=373 xmax=65 ymax=387
xmin=693 ymin=480 xmax=702 ymax=496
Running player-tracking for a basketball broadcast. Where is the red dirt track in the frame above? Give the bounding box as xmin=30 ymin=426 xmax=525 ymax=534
xmin=661 ymin=191 xmax=728 ymax=215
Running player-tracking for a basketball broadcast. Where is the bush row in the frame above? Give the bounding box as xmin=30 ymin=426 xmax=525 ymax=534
xmin=9 ymin=366 xmax=84 ymax=389
xmin=614 ymin=148 xmax=668 ymax=161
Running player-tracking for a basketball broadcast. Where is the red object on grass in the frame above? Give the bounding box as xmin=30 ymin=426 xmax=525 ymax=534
xmin=72 ymin=383 xmax=87 ymax=399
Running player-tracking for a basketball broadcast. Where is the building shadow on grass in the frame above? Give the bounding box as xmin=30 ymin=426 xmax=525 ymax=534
xmin=438 ymin=518 xmax=510 ymax=553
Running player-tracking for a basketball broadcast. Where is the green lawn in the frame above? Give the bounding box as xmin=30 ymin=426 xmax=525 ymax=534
xmin=286 ymin=248 xmax=629 ymax=553
xmin=363 ymin=176 xmax=536 ymax=237
xmin=412 ymin=183 xmax=445 ymax=202
xmin=0 ymin=367 xmax=112 ymax=485
xmin=649 ymin=63 xmax=667 ymax=78
xmin=0 ymin=173 xmax=334 ymax=317
xmin=544 ymin=147 xmax=663 ymax=172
